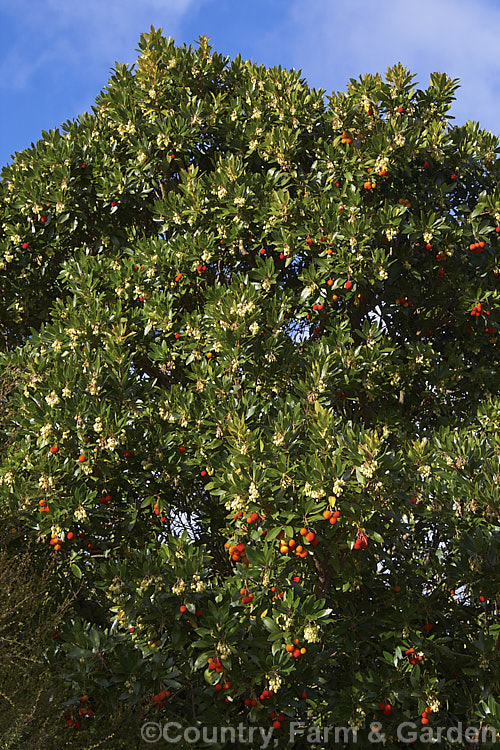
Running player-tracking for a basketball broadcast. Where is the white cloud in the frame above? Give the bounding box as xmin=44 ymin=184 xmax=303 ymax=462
xmin=0 ymin=0 xmax=204 ymax=87
xmin=287 ymin=0 xmax=500 ymax=132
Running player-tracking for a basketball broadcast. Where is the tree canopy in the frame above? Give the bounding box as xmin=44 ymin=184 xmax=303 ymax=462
xmin=1 ymin=27 xmax=500 ymax=749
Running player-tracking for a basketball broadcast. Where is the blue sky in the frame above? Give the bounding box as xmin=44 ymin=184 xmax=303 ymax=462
xmin=1 ymin=0 xmax=499 ymax=167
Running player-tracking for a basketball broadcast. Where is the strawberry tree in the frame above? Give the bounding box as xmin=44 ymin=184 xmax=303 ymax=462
xmin=1 ymin=28 xmax=500 ymax=749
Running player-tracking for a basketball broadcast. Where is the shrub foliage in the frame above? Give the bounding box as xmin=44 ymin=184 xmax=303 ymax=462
xmin=1 ymin=27 xmax=500 ymax=748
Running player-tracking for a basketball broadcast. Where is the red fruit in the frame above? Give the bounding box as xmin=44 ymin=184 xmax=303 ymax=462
xmin=344 ymin=280 xmax=353 ymax=290
xmin=50 ymin=445 xmax=59 ymax=454
xmin=22 ymin=241 xmax=29 ymax=249
xmin=426 ymin=243 xmax=432 ymax=250
xmin=129 ymin=627 xmax=135 ymax=633
xmin=260 ymin=248 xmax=266 ymax=255
xmin=272 ymin=720 xmax=282 ymax=730
xmin=195 ymin=609 xmax=202 ymax=617
xmin=41 ymin=216 xmax=47 ymax=223
xmin=174 ymin=333 xmax=180 ymax=339
xmin=421 ymin=717 xmax=429 ymax=725
xmin=244 ymin=698 xmax=252 ymax=706
xmin=305 ymin=531 xmax=315 ymax=542
xmin=111 ymin=201 xmax=117 ymax=207
xmin=279 ymin=253 xmax=285 ymax=259
xmin=300 ymin=691 xmax=308 ymax=699
xmin=251 ymin=699 xmax=258 ymax=706
xmin=179 ymin=605 xmax=187 ymax=613
xmin=78 ymin=454 xmax=86 ymax=462
xmin=201 ymin=470 xmax=207 ymax=477
xmin=179 ymin=446 xmax=186 ymax=453
xmin=124 ymin=451 xmax=131 ymax=458
xmin=81 ymin=163 xmax=86 ymax=169
xmin=293 ymin=648 xmax=301 ymax=658
xmin=424 ymin=623 xmax=433 ymax=632
xmin=66 ymin=532 xmax=74 ymax=540
xmin=479 ymin=595 xmax=485 ymax=602
xmin=215 ymin=684 xmax=223 ymax=691
xmin=423 ymin=161 xmax=430 ymax=169
xmin=384 ymin=705 xmax=392 ymax=716
xmin=305 ymin=238 xmax=314 ymax=247
xmin=397 ymin=106 xmax=404 ymax=114
xmin=450 ymin=173 xmax=457 ymax=181
xmin=496 ymin=226 xmax=500 ymax=233
xmin=379 ymin=702 xmax=386 ymax=710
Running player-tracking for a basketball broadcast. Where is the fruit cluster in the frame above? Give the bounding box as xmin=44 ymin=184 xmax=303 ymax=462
xmin=239 ymin=588 xmax=254 ymax=604
xmin=421 ymin=707 xmax=433 ymax=725
xmin=215 ymin=680 xmax=231 ymax=692
xmin=278 ymin=527 xmax=318 ymax=558
xmin=243 ymin=697 xmax=259 ymax=707
xmin=269 ymin=711 xmax=286 ymax=730
xmin=208 ymin=655 xmax=224 ymax=673
xmin=270 ymin=586 xmax=284 ymax=601
xmin=379 ymin=701 xmax=392 ymax=716
xmin=470 ymin=302 xmax=490 ymax=317
xmin=153 ymin=690 xmax=171 ymax=708
xmin=49 ymin=531 xmax=64 ymax=550
xmin=354 ymin=529 xmax=368 ymax=549
xmin=225 ymin=540 xmax=248 ymax=564
xmin=405 ymin=647 xmax=423 ymax=665
xmin=285 ymin=638 xmax=307 ymax=659
xmin=396 ymin=297 xmax=413 ymax=307
xmin=322 ymin=508 xmax=341 ymax=525
xmin=469 ymin=240 xmax=485 ymax=254
xmin=260 ymin=689 xmax=274 ymax=701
